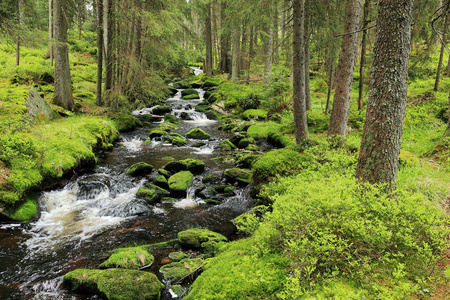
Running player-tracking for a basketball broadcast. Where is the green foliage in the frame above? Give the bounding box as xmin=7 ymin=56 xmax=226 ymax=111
xmin=242 ymin=109 xmax=268 ymax=121
xmin=257 ymin=169 xmax=449 ymax=297
xmin=160 ymin=258 xmax=203 ymax=282
xmin=306 ymin=109 xmax=330 ymax=133
xmin=99 ymin=246 xmax=154 ymax=269
xmin=9 ymin=198 xmax=37 ymax=222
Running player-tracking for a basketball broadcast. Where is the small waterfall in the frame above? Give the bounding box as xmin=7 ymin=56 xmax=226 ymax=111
xmin=173 ymin=185 xmax=204 ymax=209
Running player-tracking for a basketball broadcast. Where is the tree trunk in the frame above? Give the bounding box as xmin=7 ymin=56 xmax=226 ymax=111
xmin=96 ymin=0 xmax=103 ymax=106
xmin=104 ymin=0 xmax=113 ymax=92
xmin=274 ymin=4 xmax=279 ymax=65
xmin=78 ymin=0 xmax=85 ymax=40
xmin=16 ymin=0 xmax=24 ymax=66
xmin=358 ymin=0 xmax=370 ymax=110
xmin=434 ymin=1 xmax=450 ymax=92
xmin=356 ymin=0 xmax=414 ymax=189
xmin=328 ymin=0 xmax=363 ymax=138
xmin=304 ymin=0 xmax=311 ymax=110
xmin=292 ymin=0 xmax=308 ymax=143
xmin=54 ymin=0 xmax=74 ymax=111
xmin=133 ymin=0 xmax=142 ymax=61
xmin=264 ymin=20 xmax=274 ymax=81
xmin=205 ymin=2 xmax=213 ymax=77
xmin=48 ymin=0 xmax=53 ymax=66
xmin=220 ymin=2 xmax=230 ymax=74
xmin=325 ymin=60 xmax=334 ymax=114
xmin=231 ymin=24 xmax=241 ymax=80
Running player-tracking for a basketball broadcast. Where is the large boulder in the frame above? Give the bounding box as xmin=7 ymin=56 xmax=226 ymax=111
xmin=136 ymin=188 xmax=159 ymax=204
xmin=178 ymin=228 xmax=227 ymax=249
xmin=99 ymin=246 xmax=154 ymax=269
xmin=186 ymin=128 xmax=211 ymax=140
xmin=224 ymin=168 xmax=252 ymax=185
xmin=168 ymin=171 xmax=194 ymax=196
xmin=63 ymin=268 xmax=164 ymax=300
xmin=181 ymin=89 xmax=199 ymax=98
xmin=182 ymin=159 xmax=205 ymax=173
xmin=126 ymin=162 xmax=154 ymax=177
xmin=152 ymin=105 xmax=172 ymax=115
xmin=26 ymin=87 xmax=53 ymax=120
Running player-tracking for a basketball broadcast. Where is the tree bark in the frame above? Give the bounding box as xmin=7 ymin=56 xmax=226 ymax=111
xmin=434 ymin=1 xmax=450 ymax=92
xmin=304 ymin=0 xmax=311 ymax=110
xmin=358 ymin=0 xmax=370 ymax=110
xmin=292 ymin=0 xmax=308 ymax=143
xmin=16 ymin=0 xmax=24 ymax=66
xmin=328 ymin=0 xmax=363 ymax=138
xmin=104 ymin=0 xmax=113 ymax=92
xmin=264 ymin=20 xmax=274 ymax=80
xmin=356 ymin=0 xmax=414 ymax=189
xmin=48 ymin=0 xmax=53 ymax=66
xmin=205 ymin=2 xmax=213 ymax=77
xmin=231 ymin=24 xmax=241 ymax=80
xmin=274 ymin=3 xmax=279 ymax=65
xmin=96 ymin=0 xmax=103 ymax=106
xmin=54 ymin=0 xmax=74 ymax=111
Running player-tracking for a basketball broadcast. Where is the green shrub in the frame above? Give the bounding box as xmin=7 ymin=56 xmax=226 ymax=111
xmin=242 ymin=109 xmax=268 ymax=121
xmin=306 ymin=109 xmax=330 ymax=132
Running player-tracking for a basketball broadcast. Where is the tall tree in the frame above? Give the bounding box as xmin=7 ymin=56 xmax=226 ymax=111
xmin=292 ymin=0 xmax=308 ymax=143
xmin=103 ymin=0 xmax=113 ymax=92
xmin=358 ymin=0 xmax=370 ymax=110
xmin=205 ymin=2 xmax=213 ymax=76
xmin=327 ymin=0 xmax=362 ymax=138
xmin=48 ymin=0 xmax=53 ymax=66
xmin=304 ymin=0 xmax=311 ymax=110
xmin=356 ymin=0 xmax=414 ymax=189
xmin=16 ymin=0 xmax=25 ymax=66
xmin=434 ymin=1 xmax=450 ymax=92
xmin=231 ymin=23 xmax=241 ymax=80
xmin=53 ymin=0 xmax=74 ymax=111
xmin=95 ymin=0 xmax=103 ymax=106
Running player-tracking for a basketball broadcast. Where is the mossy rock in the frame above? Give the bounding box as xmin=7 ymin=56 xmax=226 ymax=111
xmin=186 ymin=128 xmax=211 ymax=140
xmin=169 ymin=252 xmax=189 ymax=262
xmin=99 ymin=246 xmax=154 ymax=269
xmin=145 ymin=239 xmax=181 ymax=250
xmin=172 ymin=137 xmax=187 ymax=147
xmin=63 ymin=268 xmax=164 ymax=300
xmin=236 ymin=153 xmax=260 ymax=169
xmin=152 ymin=105 xmax=172 ymax=115
xmin=164 ymin=114 xmax=181 ymax=123
xmin=154 ymin=175 xmax=169 ymax=189
xmin=202 ymin=172 xmax=222 ymax=184
xmin=229 ymin=134 xmax=245 ymax=146
xmin=242 ymin=109 xmax=268 ymax=121
xmin=178 ymin=228 xmax=227 ymax=249
xmin=126 ymin=162 xmax=154 ymax=177
xmin=169 ymin=285 xmax=188 ymax=298
xmin=232 ymin=205 xmax=269 ymax=235
xmin=182 ymin=94 xmax=200 ymax=100
xmin=224 ymin=168 xmax=252 ymax=185
xmin=159 ymin=258 xmax=203 ymax=283
xmin=246 ymin=144 xmax=260 ymax=151
xmin=168 ymin=171 xmax=194 ymax=196
xmin=158 ymin=168 xmax=172 ymax=179
xmin=9 ymin=198 xmax=38 ymax=222
xmin=203 ymin=199 xmax=221 ymax=205
xmin=145 ymin=183 xmax=170 ymax=197
xmin=202 ymin=78 xmax=222 ymax=88
xmin=399 ymin=149 xmax=420 ymax=165
xmin=114 ymin=115 xmax=143 ymax=132
xmin=219 ymin=140 xmax=237 ymax=151
xmin=181 ymin=159 xmax=205 ymax=173
xmin=149 ymin=129 xmax=166 ymax=139
xmin=181 ymin=89 xmax=199 ymax=96
xmin=237 ymin=138 xmax=254 ymax=149
xmin=161 ymin=197 xmax=179 ymax=204
xmin=267 ymin=131 xmax=287 ymax=148
xmin=195 ymin=103 xmax=210 ymax=113
xmin=136 ymin=188 xmax=159 ymax=204
xmin=163 ymin=161 xmax=188 ymax=173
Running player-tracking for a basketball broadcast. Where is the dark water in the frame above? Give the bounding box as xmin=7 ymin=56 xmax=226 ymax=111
xmin=0 ymin=88 xmax=253 ymax=299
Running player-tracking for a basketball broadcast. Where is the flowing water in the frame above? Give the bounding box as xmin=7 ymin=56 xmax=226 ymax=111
xmin=0 ymin=84 xmax=253 ymax=299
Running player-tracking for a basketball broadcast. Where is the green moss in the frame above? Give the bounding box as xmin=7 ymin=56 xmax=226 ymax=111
xmin=113 ymin=115 xmax=142 ymax=132
xmin=232 ymin=206 xmax=269 ymax=235
xmin=9 ymin=198 xmax=38 ymax=222
xmin=182 ymin=94 xmax=200 ymax=100
xmin=181 ymin=89 xmax=199 ymax=97
xmin=224 ymin=168 xmax=252 ymax=185
xmin=181 ymin=158 xmax=205 ymax=173
xmin=242 ymin=109 xmax=268 ymax=120
xmin=136 ymin=188 xmax=159 ymax=204
xmin=99 ymin=246 xmax=154 ymax=269
xmin=399 ymin=149 xmax=420 ymax=166
xmin=178 ymin=228 xmax=227 ymax=248
xmin=172 ymin=136 xmax=187 ymax=146
xmin=63 ymin=268 xmax=164 ymax=300
xmin=169 ymin=251 xmax=189 ymax=261
xmin=168 ymin=171 xmax=194 ymax=195
xmin=125 ymin=162 xmax=154 ymax=177
xmin=186 ymin=128 xmax=211 ymax=140
xmin=164 ymin=114 xmax=181 ymax=123
xmin=219 ymin=140 xmax=237 ymax=151
xmin=160 ymin=258 xmax=203 ymax=282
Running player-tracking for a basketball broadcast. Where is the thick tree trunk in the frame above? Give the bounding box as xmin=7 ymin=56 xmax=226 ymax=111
xmin=328 ymin=0 xmax=362 ymax=138
xmin=264 ymin=21 xmax=274 ymax=80
xmin=304 ymin=0 xmax=311 ymax=110
xmin=96 ymin=0 xmax=103 ymax=106
xmin=356 ymin=0 xmax=414 ymax=189
xmin=104 ymin=0 xmax=113 ymax=92
xmin=231 ymin=24 xmax=241 ymax=80
xmin=205 ymin=3 xmax=213 ymax=77
xmin=358 ymin=0 xmax=370 ymax=110
xmin=220 ymin=3 xmax=230 ymax=74
xmin=292 ymin=0 xmax=308 ymax=143
xmin=54 ymin=0 xmax=74 ymax=111
xmin=434 ymin=1 xmax=450 ymax=92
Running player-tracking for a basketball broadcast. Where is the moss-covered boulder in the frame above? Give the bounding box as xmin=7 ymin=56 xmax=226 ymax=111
xmin=181 ymin=158 xmax=205 ymax=173
xmin=236 ymin=153 xmax=260 ymax=169
xmin=182 ymin=94 xmax=200 ymax=100
xmin=224 ymin=168 xmax=252 ymax=185
xmin=163 ymin=161 xmax=187 ymax=173
xmin=202 ymin=172 xmax=222 ymax=184
xmin=242 ymin=109 xmax=268 ymax=120
xmin=152 ymin=105 xmax=172 ymax=115
xmin=63 ymin=268 xmax=164 ymax=300
xmin=172 ymin=137 xmax=187 ymax=147
xmin=164 ymin=114 xmax=181 ymax=123
xmin=181 ymin=89 xmax=199 ymax=99
xmin=169 ymin=251 xmax=189 ymax=262
xmin=154 ymin=174 xmax=169 ymax=189
xmin=237 ymin=138 xmax=254 ymax=149
xmin=219 ymin=140 xmax=237 ymax=151
xmin=99 ymin=246 xmax=154 ymax=269
xmin=145 ymin=183 xmax=170 ymax=197
xmin=232 ymin=205 xmax=269 ymax=235
xmin=186 ymin=128 xmax=211 ymax=140
xmin=159 ymin=258 xmax=203 ymax=283
xmin=168 ymin=171 xmax=194 ymax=196
xmin=178 ymin=228 xmax=227 ymax=249
xmin=169 ymin=285 xmax=188 ymax=298
xmin=136 ymin=188 xmax=159 ymax=204
xmin=126 ymin=162 xmax=154 ymax=177
xmin=158 ymin=168 xmax=172 ymax=179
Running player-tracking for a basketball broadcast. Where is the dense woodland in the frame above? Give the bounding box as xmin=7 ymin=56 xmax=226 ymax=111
xmin=1 ymin=0 xmax=450 ymax=298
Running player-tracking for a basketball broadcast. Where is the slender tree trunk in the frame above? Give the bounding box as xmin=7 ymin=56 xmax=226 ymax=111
xmin=274 ymin=4 xmax=279 ymax=65
xmin=231 ymin=24 xmax=241 ymax=80
xmin=328 ymin=0 xmax=362 ymax=138
xmin=435 ymin=1 xmax=450 ymax=92
xmin=48 ymin=0 xmax=53 ymax=66
xmin=356 ymin=0 xmax=414 ymax=189
xmin=133 ymin=0 xmax=142 ymax=61
xmin=325 ymin=60 xmax=334 ymax=114
xmin=205 ymin=3 xmax=213 ymax=77
xmin=96 ymin=0 xmax=103 ymax=106
xmin=304 ymin=0 xmax=311 ymax=110
xmin=104 ymin=0 xmax=113 ymax=92
xmin=264 ymin=14 xmax=274 ymax=80
xmin=293 ymin=0 xmax=308 ymax=143
xmin=358 ymin=0 xmax=370 ymax=110
xmin=16 ymin=0 xmax=24 ymax=66
xmin=54 ymin=0 xmax=74 ymax=111
xmin=78 ymin=0 xmax=84 ymax=40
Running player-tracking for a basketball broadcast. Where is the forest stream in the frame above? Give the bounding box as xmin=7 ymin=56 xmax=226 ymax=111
xmin=0 ymin=70 xmax=254 ymax=299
